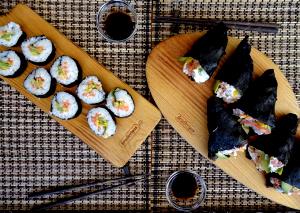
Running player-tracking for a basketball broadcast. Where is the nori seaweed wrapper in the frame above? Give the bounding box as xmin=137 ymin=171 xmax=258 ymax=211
xmin=247 ymin=113 xmax=298 ymax=165
xmin=215 ymin=36 xmax=253 ymax=94
xmin=267 ymin=143 xmax=300 ymax=189
xmin=236 ymin=69 xmax=278 ymax=128
xmin=207 ymin=97 xmax=248 ymax=160
xmin=185 ymin=22 xmax=228 ymax=76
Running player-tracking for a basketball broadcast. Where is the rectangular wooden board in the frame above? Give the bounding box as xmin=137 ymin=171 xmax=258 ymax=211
xmin=0 ymin=4 xmax=161 ymax=167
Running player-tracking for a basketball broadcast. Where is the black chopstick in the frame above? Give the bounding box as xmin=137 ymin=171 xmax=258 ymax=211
xmin=154 ymin=16 xmax=279 ymax=34
xmin=28 ymin=174 xmax=144 ymax=199
xmin=31 ymin=175 xmax=147 ymax=211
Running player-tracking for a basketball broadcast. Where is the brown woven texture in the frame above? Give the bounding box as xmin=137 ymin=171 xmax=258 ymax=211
xmin=151 ymin=0 xmax=299 ymax=211
xmin=0 ymin=0 xmax=299 ymax=211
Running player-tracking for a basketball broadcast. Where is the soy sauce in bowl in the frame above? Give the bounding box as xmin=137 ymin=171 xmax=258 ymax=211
xmin=96 ymin=0 xmax=137 ymax=42
xmin=103 ymin=11 xmax=135 ymax=41
xmin=171 ymin=172 xmax=198 ymax=199
xmin=166 ymin=171 xmax=207 ymax=212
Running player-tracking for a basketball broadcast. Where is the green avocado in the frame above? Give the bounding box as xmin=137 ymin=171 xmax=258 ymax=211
xmin=276 ymin=167 xmax=283 ymax=175
xmin=178 ymin=56 xmax=193 ymax=64
xmin=281 ymin=181 xmax=293 ymax=193
xmin=1 ymin=32 xmax=14 ymax=41
xmin=216 ymin=152 xmax=229 ymax=159
xmin=213 ymin=80 xmax=221 ymax=93
xmin=260 ymin=154 xmax=271 ymax=173
xmin=0 ymin=61 xmax=11 ymax=70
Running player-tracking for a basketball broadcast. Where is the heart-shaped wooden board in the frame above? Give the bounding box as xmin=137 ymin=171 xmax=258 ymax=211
xmin=146 ymin=32 xmax=300 ymax=209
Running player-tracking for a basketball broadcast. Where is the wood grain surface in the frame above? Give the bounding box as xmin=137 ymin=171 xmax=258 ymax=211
xmin=146 ymin=32 xmax=300 ymax=209
xmin=0 ymin=4 xmax=161 ymax=167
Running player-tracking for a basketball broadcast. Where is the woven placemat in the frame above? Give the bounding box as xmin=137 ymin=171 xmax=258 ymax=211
xmin=0 ymin=0 xmax=299 ymax=211
xmin=0 ymin=0 xmax=152 ymax=211
xmin=150 ymin=0 xmax=299 ymax=211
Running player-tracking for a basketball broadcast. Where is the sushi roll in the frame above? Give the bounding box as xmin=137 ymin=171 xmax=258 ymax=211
xmin=106 ymin=88 xmax=134 ymax=117
xmin=179 ymin=22 xmax=228 ymax=84
xmin=24 ymin=67 xmax=55 ymax=98
xmin=87 ymin=107 xmax=116 ymax=138
xmin=233 ymin=69 xmax=278 ymax=135
xmin=77 ymin=76 xmax=105 ymax=104
xmin=50 ymin=56 xmax=81 ymax=87
xmin=0 ymin=22 xmax=26 ymax=47
xmin=21 ymin=35 xmax=55 ymax=65
xmin=207 ymin=97 xmax=248 ymax=160
xmin=0 ymin=50 xmax=27 ymax=77
xmin=267 ymin=143 xmax=300 ymax=195
xmin=50 ymin=92 xmax=80 ymax=120
xmin=214 ymin=36 xmax=253 ymax=103
xmin=246 ymin=113 xmax=298 ymax=175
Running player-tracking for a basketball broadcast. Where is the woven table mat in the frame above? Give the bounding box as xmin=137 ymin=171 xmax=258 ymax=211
xmin=150 ymin=0 xmax=299 ymax=211
xmin=0 ymin=0 xmax=152 ymax=211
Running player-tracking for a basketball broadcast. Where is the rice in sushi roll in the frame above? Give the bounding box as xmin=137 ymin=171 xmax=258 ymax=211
xmin=50 ymin=56 xmax=81 ymax=87
xmin=87 ymin=107 xmax=116 ymax=138
xmin=0 ymin=22 xmax=25 ymax=47
xmin=77 ymin=76 xmax=105 ymax=104
xmin=214 ymin=36 xmax=253 ymax=103
xmin=246 ymin=113 xmax=298 ymax=175
xmin=267 ymin=143 xmax=300 ymax=195
xmin=207 ymin=97 xmax=248 ymax=160
xmin=179 ymin=22 xmax=228 ymax=84
xmin=24 ymin=67 xmax=55 ymax=98
xmin=0 ymin=50 xmax=27 ymax=77
xmin=233 ymin=69 xmax=277 ymax=135
xmin=21 ymin=35 xmax=55 ymax=65
xmin=106 ymin=88 xmax=134 ymax=117
xmin=51 ymin=92 xmax=80 ymax=120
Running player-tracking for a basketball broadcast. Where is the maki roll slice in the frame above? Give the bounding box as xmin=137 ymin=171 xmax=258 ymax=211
xmin=50 ymin=92 xmax=80 ymax=120
xmin=207 ymin=97 xmax=248 ymax=160
xmin=0 ymin=22 xmax=26 ymax=47
xmin=267 ymin=143 xmax=300 ymax=195
xmin=87 ymin=107 xmax=116 ymax=138
xmin=24 ymin=68 xmax=55 ymax=98
xmin=0 ymin=50 xmax=27 ymax=77
xmin=179 ymin=22 xmax=228 ymax=84
xmin=106 ymin=88 xmax=135 ymax=117
xmin=214 ymin=36 xmax=253 ymax=103
xmin=21 ymin=35 xmax=55 ymax=65
xmin=247 ymin=113 xmax=298 ymax=175
xmin=77 ymin=76 xmax=105 ymax=104
xmin=50 ymin=56 xmax=81 ymax=87
xmin=233 ymin=69 xmax=278 ymax=135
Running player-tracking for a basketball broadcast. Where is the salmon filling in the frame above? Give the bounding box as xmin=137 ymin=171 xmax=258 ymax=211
xmin=179 ymin=57 xmax=209 ymax=83
xmin=91 ymin=113 xmax=108 ymax=131
xmin=214 ymin=80 xmax=241 ymax=103
xmin=233 ymin=108 xmax=271 ymax=135
xmin=83 ymin=81 xmax=102 ymax=97
xmin=55 ymin=100 xmax=70 ymax=113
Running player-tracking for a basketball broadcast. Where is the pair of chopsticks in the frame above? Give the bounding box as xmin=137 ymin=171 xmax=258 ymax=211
xmin=29 ymin=174 xmax=147 ymax=211
xmin=154 ymin=16 xmax=279 ymax=34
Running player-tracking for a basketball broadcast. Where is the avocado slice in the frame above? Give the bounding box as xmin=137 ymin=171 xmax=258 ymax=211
xmin=213 ymin=80 xmax=221 ymax=93
xmin=0 ymin=61 xmax=11 ymax=70
xmin=281 ymin=181 xmax=293 ymax=193
xmin=178 ymin=56 xmax=193 ymax=64
xmin=260 ymin=153 xmax=271 ymax=173
xmin=216 ymin=152 xmax=229 ymax=159
xmin=275 ymin=167 xmax=283 ymax=175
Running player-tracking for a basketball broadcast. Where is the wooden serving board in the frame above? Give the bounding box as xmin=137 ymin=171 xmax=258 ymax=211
xmin=146 ymin=32 xmax=300 ymax=209
xmin=0 ymin=4 xmax=161 ymax=167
